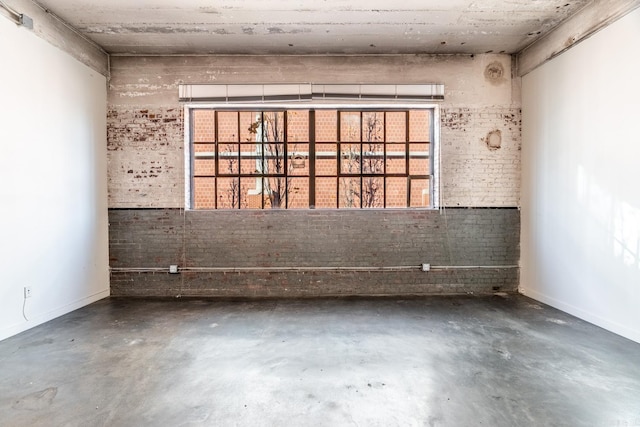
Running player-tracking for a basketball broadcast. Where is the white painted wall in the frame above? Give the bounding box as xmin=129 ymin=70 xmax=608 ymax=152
xmin=521 ymin=8 xmax=640 ymax=343
xmin=0 ymin=17 xmax=109 ymax=341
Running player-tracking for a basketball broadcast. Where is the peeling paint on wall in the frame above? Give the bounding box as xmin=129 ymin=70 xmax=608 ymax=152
xmin=485 ymin=129 xmax=502 ymax=150
xmin=484 ymin=61 xmax=506 ymax=85
xmin=107 ymin=54 xmax=521 ymax=208
xmin=441 ymin=108 xmax=521 ymax=207
xmin=107 ymin=107 xmax=184 ymax=207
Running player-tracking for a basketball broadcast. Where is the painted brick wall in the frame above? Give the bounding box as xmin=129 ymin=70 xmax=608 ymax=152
xmin=441 ymin=107 xmax=521 ymax=207
xmin=108 ymin=107 xmax=184 ymax=207
xmin=109 ymin=208 xmax=519 ymax=297
xmin=106 ymin=103 xmax=523 ymax=208
xmin=107 ymin=54 xmax=521 ymax=209
xmin=107 ymin=54 xmax=522 ymax=297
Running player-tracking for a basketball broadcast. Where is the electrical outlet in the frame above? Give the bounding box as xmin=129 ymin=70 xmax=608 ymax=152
xmin=24 ymin=287 xmax=32 ymax=298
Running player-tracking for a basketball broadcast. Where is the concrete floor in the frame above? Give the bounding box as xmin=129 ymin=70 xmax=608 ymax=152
xmin=0 ymin=295 xmax=639 ymax=427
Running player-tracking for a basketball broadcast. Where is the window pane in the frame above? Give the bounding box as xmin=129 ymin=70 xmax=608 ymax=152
xmin=264 ymin=177 xmax=287 ymax=209
xmin=193 ymin=110 xmax=215 ymax=142
xmin=315 ymin=110 xmax=337 ymax=142
xmin=217 ymin=143 xmax=239 ymax=175
xmin=287 ymin=178 xmax=309 ymax=209
xmin=410 ymin=178 xmax=430 ymax=208
xmin=287 ymin=110 xmax=309 ymax=142
xmin=340 ymin=112 xmax=360 ymax=142
xmin=409 ymin=143 xmax=430 ymax=175
xmin=217 ymin=112 xmax=238 ymax=142
xmin=193 ymin=143 xmax=215 ymax=154
xmin=386 ymin=144 xmax=406 ymax=174
xmin=217 ymin=177 xmax=247 ymax=209
xmin=362 ymin=177 xmax=384 ymax=208
xmin=193 ymin=177 xmax=215 ymax=209
xmin=362 ymin=112 xmax=384 ymax=144
xmin=316 ymin=143 xmax=337 ymax=176
xmin=240 ymin=111 xmax=260 ymax=143
xmin=315 ymin=177 xmax=337 ymax=208
xmin=239 ymin=143 xmax=261 ymax=175
xmin=263 ymin=111 xmax=285 ymax=143
xmin=246 ymin=178 xmax=263 ymax=209
xmin=288 ymin=143 xmax=309 ymax=177
xmin=193 ymin=158 xmax=215 ymax=176
xmin=264 ymin=143 xmax=285 ymax=175
xmin=386 ymin=177 xmax=408 ymax=208
xmin=361 ymin=112 xmax=384 ymax=176
xmin=409 ymin=110 xmax=430 ymax=142
xmin=339 ymin=177 xmax=361 ymax=208
xmin=386 ymin=111 xmax=406 ymax=143
xmin=340 ymin=144 xmax=361 ymax=174
xmin=193 ymin=143 xmax=215 ymax=179
xmin=362 ymin=146 xmax=384 ymax=174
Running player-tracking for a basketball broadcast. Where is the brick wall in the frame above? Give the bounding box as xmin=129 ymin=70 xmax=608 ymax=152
xmin=107 ymin=55 xmax=521 ymax=209
xmin=106 ymin=105 xmax=522 ymax=209
xmin=107 ymin=107 xmax=184 ymax=207
xmin=109 ymin=208 xmax=519 ymax=297
xmin=441 ymin=107 xmax=521 ymax=207
xmin=107 ymin=54 xmax=522 ymax=297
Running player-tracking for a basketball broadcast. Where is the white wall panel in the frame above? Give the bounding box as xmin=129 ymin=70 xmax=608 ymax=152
xmin=521 ymin=8 xmax=640 ymax=343
xmin=0 ymin=18 xmax=109 ymax=341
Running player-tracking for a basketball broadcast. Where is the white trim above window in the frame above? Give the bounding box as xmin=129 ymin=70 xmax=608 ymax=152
xmin=178 ymin=83 xmax=444 ymax=103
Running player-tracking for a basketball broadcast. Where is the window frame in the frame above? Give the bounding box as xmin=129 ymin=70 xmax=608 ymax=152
xmin=184 ymin=103 xmax=440 ymax=210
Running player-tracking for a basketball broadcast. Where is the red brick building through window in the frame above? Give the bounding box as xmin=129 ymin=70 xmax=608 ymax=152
xmin=189 ymin=108 xmax=433 ymax=209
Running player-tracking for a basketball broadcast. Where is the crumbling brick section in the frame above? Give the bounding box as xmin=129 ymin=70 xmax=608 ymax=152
xmin=107 ymin=106 xmax=184 ymax=207
xmin=109 ymin=208 xmax=520 ymax=297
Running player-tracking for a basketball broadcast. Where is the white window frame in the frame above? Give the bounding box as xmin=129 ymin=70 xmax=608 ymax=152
xmin=184 ymin=102 xmax=440 ymax=210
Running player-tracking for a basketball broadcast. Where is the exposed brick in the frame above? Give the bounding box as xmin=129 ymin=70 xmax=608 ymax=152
xmin=107 ymin=105 xmax=521 ymax=209
xmin=107 ymin=107 xmax=184 ymax=207
xmin=440 ymin=107 xmax=521 ymax=207
xmin=106 ymin=55 xmax=522 ymax=297
xmin=109 ymin=208 xmax=520 ymax=297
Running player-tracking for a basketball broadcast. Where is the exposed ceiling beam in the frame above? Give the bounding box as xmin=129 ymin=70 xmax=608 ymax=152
xmin=2 ymin=0 xmax=109 ymax=75
xmin=517 ymin=0 xmax=640 ymax=76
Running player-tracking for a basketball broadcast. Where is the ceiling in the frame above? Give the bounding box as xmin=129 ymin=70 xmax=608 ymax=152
xmin=35 ymin=0 xmax=592 ymax=55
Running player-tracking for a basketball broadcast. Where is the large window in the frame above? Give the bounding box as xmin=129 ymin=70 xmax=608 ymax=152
xmin=188 ymin=107 xmax=434 ymax=209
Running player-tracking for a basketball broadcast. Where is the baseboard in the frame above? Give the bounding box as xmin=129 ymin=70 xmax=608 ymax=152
xmin=0 ymin=289 xmax=110 ymax=342
xmin=520 ymin=287 xmax=640 ymax=344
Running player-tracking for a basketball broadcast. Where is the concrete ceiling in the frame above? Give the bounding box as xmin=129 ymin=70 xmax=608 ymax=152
xmin=34 ymin=0 xmax=592 ymax=55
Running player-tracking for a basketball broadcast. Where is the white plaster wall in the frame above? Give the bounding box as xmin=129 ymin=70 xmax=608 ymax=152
xmin=0 ymin=17 xmax=109 ymax=341
xmin=521 ymin=8 xmax=640 ymax=343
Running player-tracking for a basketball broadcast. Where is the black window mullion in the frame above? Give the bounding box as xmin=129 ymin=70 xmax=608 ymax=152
xmin=383 ymin=111 xmax=387 ymax=209
xmin=284 ymin=111 xmax=289 ymax=209
xmin=309 ymin=110 xmax=316 ymax=209
xmin=261 ymin=112 xmax=265 ymax=210
xmin=406 ymin=111 xmax=410 ymax=207
xmin=359 ymin=111 xmax=363 ymax=209
xmin=236 ymin=111 xmax=241 ymax=209
xmin=336 ymin=111 xmax=341 ymax=208
xmin=190 ymin=109 xmax=196 ymax=209
xmin=214 ymin=110 xmax=219 ymax=210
